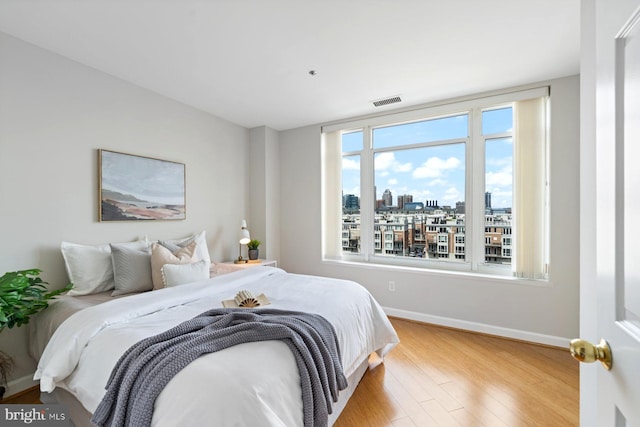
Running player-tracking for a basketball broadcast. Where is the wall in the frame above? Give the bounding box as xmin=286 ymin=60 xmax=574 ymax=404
xmin=0 ymin=32 xmax=250 ymax=391
xmin=279 ymin=75 xmax=580 ymax=345
xmin=249 ymin=126 xmax=280 ymax=261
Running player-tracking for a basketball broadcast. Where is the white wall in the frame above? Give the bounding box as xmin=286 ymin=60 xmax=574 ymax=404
xmin=249 ymin=126 xmax=280 ymax=261
xmin=279 ymin=75 xmax=580 ymax=344
xmin=0 ymin=32 xmax=250 ymax=390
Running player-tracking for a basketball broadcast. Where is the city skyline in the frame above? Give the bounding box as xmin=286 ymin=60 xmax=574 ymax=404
xmin=342 ymin=106 xmax=514 ymax=210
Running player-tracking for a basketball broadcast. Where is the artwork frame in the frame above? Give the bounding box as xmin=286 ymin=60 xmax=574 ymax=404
xmin=99 ymin=149 xmax=186 ymax=221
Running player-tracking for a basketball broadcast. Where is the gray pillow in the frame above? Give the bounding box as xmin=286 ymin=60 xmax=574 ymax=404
xmin=158 ymin=234 xmax=199 ymax=253
xmin=157 ymin=240 xmax=184 ymax=253
xmin=110 ymin=243 xmax=152 ymax=296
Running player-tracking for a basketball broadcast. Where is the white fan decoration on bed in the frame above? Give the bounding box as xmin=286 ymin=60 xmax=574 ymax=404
xmin=221 ymin=290 xmax=270 ymax=308
xmin=234 ymin=290 xmax=260 ymax=308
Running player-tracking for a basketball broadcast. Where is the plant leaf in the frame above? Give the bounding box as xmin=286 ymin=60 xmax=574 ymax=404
xmin=0 ymin=269 xmax=71 ymax=330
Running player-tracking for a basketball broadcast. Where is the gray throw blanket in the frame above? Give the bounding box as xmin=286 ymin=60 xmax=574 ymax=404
xmin=91 ymin=308 xmax=348 ymax=427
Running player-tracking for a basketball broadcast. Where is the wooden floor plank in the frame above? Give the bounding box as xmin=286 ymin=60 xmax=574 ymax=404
xmin=420 ymin=399 xmax=461 ymax=427
xmin=439 ymin=380 xmax=518 ymax=427
xmin=380 ymin=351 xmax=436 ymax=403
xmin=0 ymin=386 xmax=40 ymax=404
xmin=379 ymin=366 xmax=440 ymax=426
xmin=359 ymin=365 xmax=407 ymax=423
xmin=391 ymin=417 xmax=418 ymax=427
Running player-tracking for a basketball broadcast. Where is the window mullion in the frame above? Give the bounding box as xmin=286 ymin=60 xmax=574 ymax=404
xmin=469 ymin=108 xmax=485 ymax=270
xmin=360 ymin=126 xmax=374 ymax=260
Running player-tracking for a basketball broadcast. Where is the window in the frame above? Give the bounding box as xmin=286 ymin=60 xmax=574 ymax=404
xmin=341 ymin=131 xmax=362 ymax=254
xmin=323 ymin=87 xmax=549 ymax=279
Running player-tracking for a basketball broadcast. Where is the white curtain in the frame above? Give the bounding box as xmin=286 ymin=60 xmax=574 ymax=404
xmin=321 ymin=130 xmax=342 ymax=259
xmin=513 ymin=97 xmax=548 ymax=279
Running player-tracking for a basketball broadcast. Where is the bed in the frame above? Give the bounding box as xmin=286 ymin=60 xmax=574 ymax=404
xmin=30 ymin=266 xmax=399 ymax=427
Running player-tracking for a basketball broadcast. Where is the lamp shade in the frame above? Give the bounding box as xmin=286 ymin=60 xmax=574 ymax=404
xmin=239 ymin=219 xmax=251 ymax=244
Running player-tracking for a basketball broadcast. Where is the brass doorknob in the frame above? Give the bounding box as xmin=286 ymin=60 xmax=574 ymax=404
xmin=569 ymin=338 xmax=612 ymax=370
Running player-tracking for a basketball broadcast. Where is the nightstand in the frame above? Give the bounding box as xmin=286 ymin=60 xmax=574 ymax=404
xmin=212 ymin=259 xmax=277 ymax=276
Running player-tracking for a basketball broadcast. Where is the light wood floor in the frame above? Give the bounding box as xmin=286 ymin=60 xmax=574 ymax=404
xmin=2 ymin=317 xmax=578 ymax=426
xmin=0 ymin=385 xmax=40 ymax=404
xmin=334 ymin=317 xmax=578 ymax=427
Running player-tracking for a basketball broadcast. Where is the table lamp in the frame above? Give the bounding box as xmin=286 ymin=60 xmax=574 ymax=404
xmin=235 ymin=219 xmax=251 ymax=263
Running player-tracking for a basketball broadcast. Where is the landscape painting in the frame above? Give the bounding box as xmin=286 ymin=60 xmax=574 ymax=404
xmin=99 ymin=150 xmax=186 ymax=221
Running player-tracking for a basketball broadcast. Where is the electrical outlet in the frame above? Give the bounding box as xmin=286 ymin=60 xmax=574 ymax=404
xmin=388 ymin=281 xmax=396 ymax=292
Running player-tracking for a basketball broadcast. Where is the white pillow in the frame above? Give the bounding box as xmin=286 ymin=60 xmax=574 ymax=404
xmin=162 ymin=230 xmax=211 ymax=265
xmin=161 ymin=260 xmax=209 ymax=287
xmin=62 ymin=239 xmax=148 ymax=296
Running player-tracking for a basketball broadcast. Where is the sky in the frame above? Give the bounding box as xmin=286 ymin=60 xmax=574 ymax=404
xmin=342 ymin=107 xmax=513 ymax=210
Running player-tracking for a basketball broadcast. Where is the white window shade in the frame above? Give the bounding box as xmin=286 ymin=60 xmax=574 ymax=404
xmin=321 ymin=130 xmax=342 ymax=259
xmin=513 ymin=97 xmax=548 ymax=279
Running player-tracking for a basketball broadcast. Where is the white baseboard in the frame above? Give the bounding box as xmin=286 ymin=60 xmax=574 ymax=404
xmin=383 ymin=306 xmax=571 ymax=348
xmin=6 ymin=374 xmax=38 ymax=397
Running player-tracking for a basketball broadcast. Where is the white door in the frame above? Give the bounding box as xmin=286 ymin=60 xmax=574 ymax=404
xmin=580 ymin=0 xmax=640 ymax=425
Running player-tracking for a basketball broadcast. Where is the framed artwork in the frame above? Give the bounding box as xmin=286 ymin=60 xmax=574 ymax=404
xmin=99 ymin=149 xmax=186 ymax=221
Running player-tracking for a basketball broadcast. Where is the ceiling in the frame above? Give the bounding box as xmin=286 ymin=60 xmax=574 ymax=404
xmin=0 ymin=0 xmax=580 ymax=131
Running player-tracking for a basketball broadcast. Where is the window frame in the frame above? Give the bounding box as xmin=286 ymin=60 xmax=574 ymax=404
xmin=323 ymin=87 xmax=548 ymax=277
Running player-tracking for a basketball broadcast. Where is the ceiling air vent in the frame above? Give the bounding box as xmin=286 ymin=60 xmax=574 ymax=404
xmin=372 ymin=95 xmax=402 ymax=107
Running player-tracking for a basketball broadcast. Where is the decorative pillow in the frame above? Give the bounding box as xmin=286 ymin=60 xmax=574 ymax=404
xmin=161 ymin=260 xmax=209 ymax=288
xmin=110 ymin=243 xmax=153 ymax=296
xmin=150 ymin=241 xmax=197 ymax=290
xmin=157 ymin=240 xmax=182 ymax=253
xmin=62 ymin=239 xmax=148 ymax=296
xmin=161 ymin=230 xmax=211 ymax=265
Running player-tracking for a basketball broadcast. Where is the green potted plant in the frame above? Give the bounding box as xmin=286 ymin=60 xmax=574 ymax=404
xmin=246 ymin=239 xmax=261 ymax=261
xmin=0 ymin=269 xmax=71 ymax=400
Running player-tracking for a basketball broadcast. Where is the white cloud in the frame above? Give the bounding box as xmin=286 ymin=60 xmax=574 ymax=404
xmin=408 ymin=188 xmax=432 ymax=201
xmin=375 ymin=152 xmax=412 ymax=173
xmin=388 ymin=178 xmax=398 ymax=185
xmin=485 ymin=170 xmax=512 ymax=187
xmin=486 ymin=156 xmax=512 ymax=168
xmin=413 ymin=157 xmax=461 ymax=179
xmin=342 ymin=157 xmax=360 ymax=170
xmin=442 ymin=186 xmax=461 ymax=202
xmin=486 ymin=188 xmax=512 ymax=208
xmin=395 ymin=162 xmax=413 ymax=172
xmin=428 ymin=178 xmax=447 ymax=187
xmin=375 ymin=152 xmax=394 ymax=170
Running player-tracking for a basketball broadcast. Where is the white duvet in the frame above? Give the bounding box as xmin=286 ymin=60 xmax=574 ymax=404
xmin=35 ymin=267 xmax=399 ymax=426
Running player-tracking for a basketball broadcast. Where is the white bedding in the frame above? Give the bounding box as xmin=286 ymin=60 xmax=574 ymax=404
xmin=34 ymin=267 xmax=399 ymax=426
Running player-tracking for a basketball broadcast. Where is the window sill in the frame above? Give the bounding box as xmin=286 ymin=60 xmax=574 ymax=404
xmin=321 ymin=257 xmax=553 ymax=288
